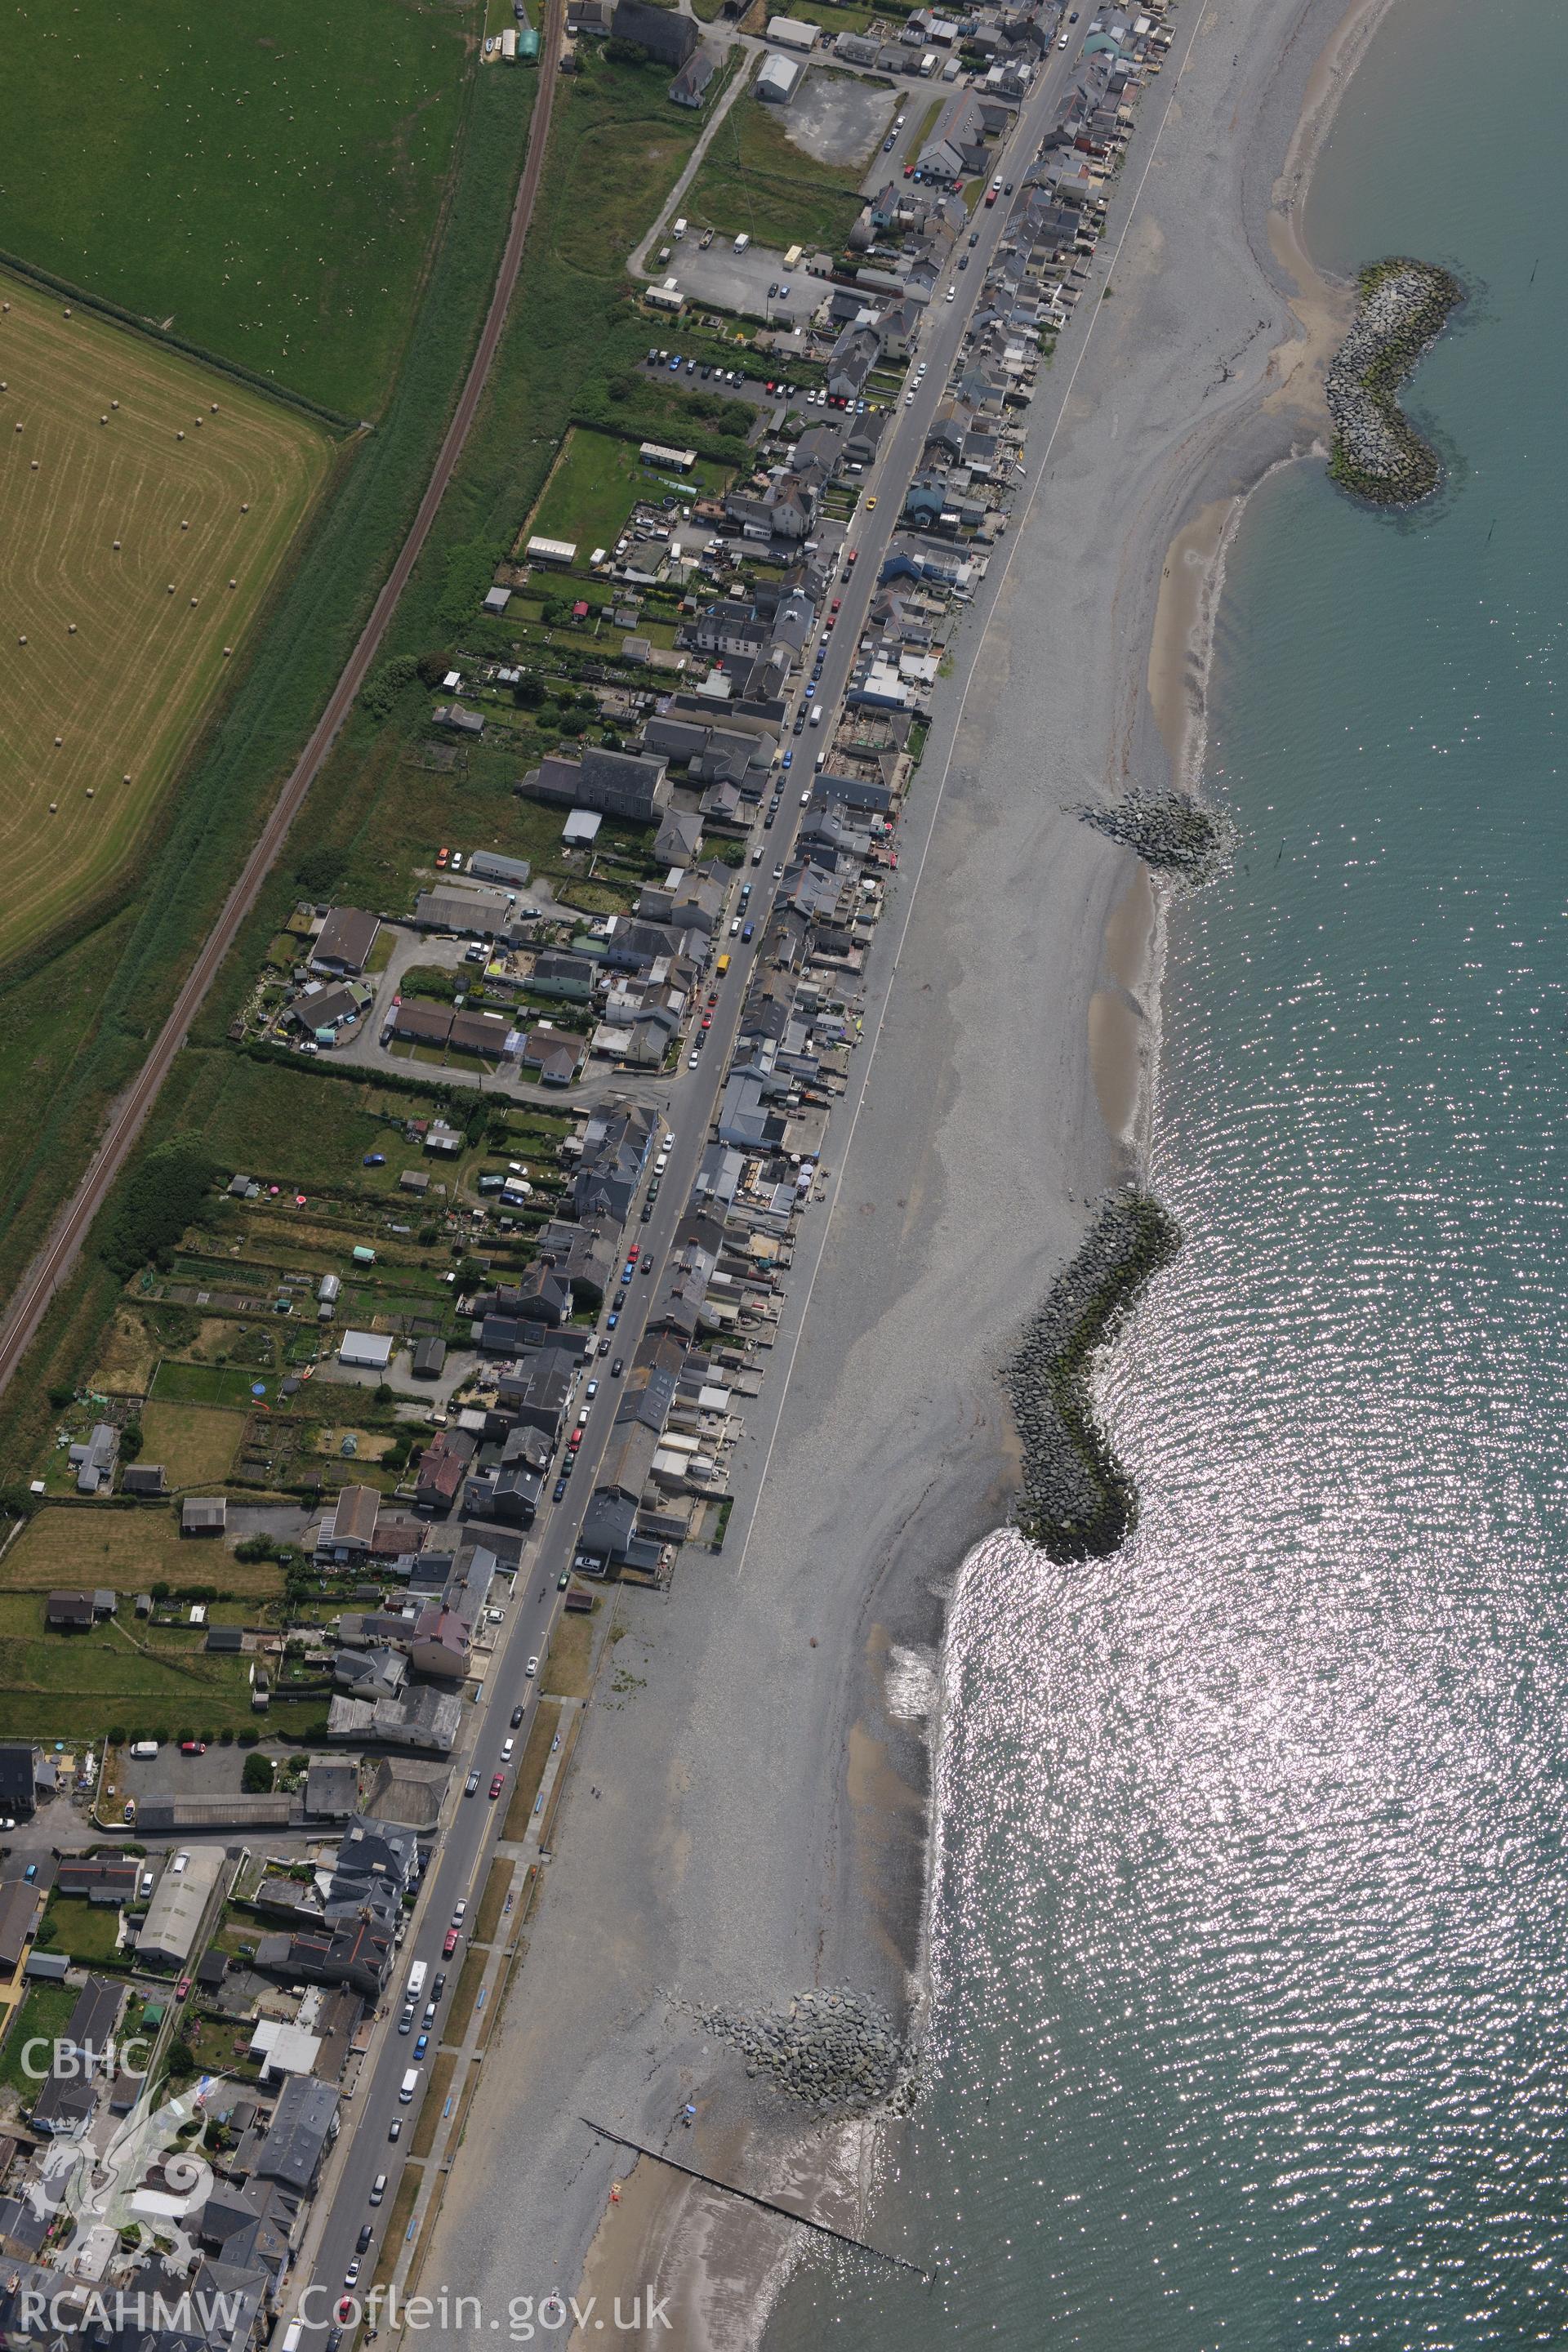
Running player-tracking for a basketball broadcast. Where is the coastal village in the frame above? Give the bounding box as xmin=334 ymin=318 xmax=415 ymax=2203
xmin=0 ymin=3 xmax=1187 ymax=2345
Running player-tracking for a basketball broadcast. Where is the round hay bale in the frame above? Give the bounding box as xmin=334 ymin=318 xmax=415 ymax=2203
xmin=241 ymin=501 xmax=250 ymax=512
xmin=189 ymin=595 xmax=198 ymax=606
xmin=48 ymin=802 xmax=57 ymax=813
xmin=86 ymin=787 xmax=94 ymax=799
xmin=180 ymin=519 xmax=189 ymax=530
xmin=176 ymin=430 xmax=185 ymax=440
xmin=68 ymin=623 xmax=77 ymax=635
xmin=113 ymin=540 xmax=121 ymax=551
xmin=122 ymin=773 xmax=131 ymax=784
xmin=111 ymin=399 xmax=119 ymax=410
xmin=53 ymin=736 xmax=62 ymax=747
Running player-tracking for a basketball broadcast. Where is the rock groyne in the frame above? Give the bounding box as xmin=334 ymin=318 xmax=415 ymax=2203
xmin=1071 ymin=787 xmax=1236 ymax=885
xmin=685 ymin=1985 xmax=906 ymax=2114
xmin=1004 ymin=1190 xmax=1183 ymax=1562
xmin=1325 ymin=256 xmax=1463 ymax=506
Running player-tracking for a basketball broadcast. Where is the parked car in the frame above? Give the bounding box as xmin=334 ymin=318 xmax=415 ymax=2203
xmin=526 ymin=1657 xmax=539 ymax=1679
xmin=742 ymin=921 xmax=755 ymax=942
xmin=511 ymin=1704 xmax=526 ymax=1727
xmin=399 ymin=2007 xmax=414 ymax=2036
xmin=489 ymin=1775 xmax=505 ymax=1801
xmin=175 ymin=1976 xmax=189 ymax=1999
xmin=370 ymin=2177 xmax=388 ymax=2207
xmin=611 ymin=1357 xmax=625 ymax=1377
xmin=552 ymin=1477 xmax=568 ymax=1503
xmin=431 ymin=1974 xmax=446 ymax=1999
xmin=443 ymin=1927 xmax=460 ymax=1956
xmin=413 ymin=2032 xmax=429 ymax=2058
xmin=464 ymin=1771 xmax=479 ymax=1797
xmin=388 ymin=2119 xmax=403 ymax=2143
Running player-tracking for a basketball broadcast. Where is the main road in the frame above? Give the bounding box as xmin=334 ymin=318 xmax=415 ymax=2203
xmin=292 ymin=26 xmax=1101 ymax=2323
xmin=0 ymin=7 xmax=565 ymax=1402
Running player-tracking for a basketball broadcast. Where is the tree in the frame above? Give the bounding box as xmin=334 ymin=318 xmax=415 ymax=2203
xmin=168 ymin=2038 xmax=197 ymax=2078
xmin=242 ymin=1753 xmax=274 ymax=1794
xmin=513 ymin=675 xmax=546 ymax=710
xmin=118 ymin=1423 xmax=143 ymax=1463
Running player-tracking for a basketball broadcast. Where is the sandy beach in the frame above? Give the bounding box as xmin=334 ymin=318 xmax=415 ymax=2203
xmin=412 ymin=2 xmax=1408 ymax=2341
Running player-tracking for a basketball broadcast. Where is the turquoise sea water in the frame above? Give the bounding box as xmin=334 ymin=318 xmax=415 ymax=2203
xmin=769 ymin=0 xmax=1568 ymax=2344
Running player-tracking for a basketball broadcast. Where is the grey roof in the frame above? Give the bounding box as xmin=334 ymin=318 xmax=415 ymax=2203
xmin=255 ymin=2074 xmax=339 ymax=2190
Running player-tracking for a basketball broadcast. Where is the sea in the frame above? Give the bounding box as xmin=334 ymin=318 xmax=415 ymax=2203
xmin=768 ymin=0 xmax=1568 ymax=2344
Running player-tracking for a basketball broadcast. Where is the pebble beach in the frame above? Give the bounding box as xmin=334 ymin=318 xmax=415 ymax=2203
xmin=410 ymin=2 xmax=1413 ymax=2341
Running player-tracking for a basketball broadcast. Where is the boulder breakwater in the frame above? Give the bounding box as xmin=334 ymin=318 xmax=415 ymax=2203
xmin=1072 ymin=787 xmax=1236 ymax=884
xmin=681 ymin=1986 xmax=907 ymax=2115
xmin=1325 ymin=256 xmax=1463 ymax=505
xmin=1004 ymin=1190 xmax=1183 ymax=1562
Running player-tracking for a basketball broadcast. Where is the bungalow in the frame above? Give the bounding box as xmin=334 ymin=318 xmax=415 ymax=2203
xmin=45 ymin=1592 xmax=94 ymax=1631
xmin=310 ymin=907 xmax=381 ymax=975
xmin=519 ymin=1027 xmax=582 ymax=1086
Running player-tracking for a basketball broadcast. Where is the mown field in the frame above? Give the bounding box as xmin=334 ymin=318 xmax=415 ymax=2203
xmin=0 ymin=278 xmax=331 ymax=969
xmin=0 ymin=68 xmax=536 ymax=1428
xmin=0 ymin=0 xmax=474 ymax=418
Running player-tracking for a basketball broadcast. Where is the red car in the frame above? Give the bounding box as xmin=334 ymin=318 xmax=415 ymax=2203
xmin=489 ymin=1774 xmax=505 ymax=1800
xmin=179 ymin=1740 xmax=206 ymax=1755
xmin=847 ymin=548 xmax=858 ymax=567
xmin=338 ymin=2301 xmax=355 ymax=2323
xmin=568 ymin=1428 xmax=583 ymax=1452
xmin=831 ymin=599 xmax=841 ymax=613
xmin=435 ymin=847 xmax=449 ymax=867
xmin=701 ymin=1014 xmax=712 ymax=1030
xmin=627 ymin=1242 xmax=640 ymax=1262
xmin=176 ymin=1978 xmax=191 ymax=2002
xmin=443 ymin=1927 xmax=460 ymax=1957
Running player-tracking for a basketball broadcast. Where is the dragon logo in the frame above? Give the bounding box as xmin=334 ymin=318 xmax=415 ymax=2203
xmin=28 ymin=2072 xmax=236 ymax=2274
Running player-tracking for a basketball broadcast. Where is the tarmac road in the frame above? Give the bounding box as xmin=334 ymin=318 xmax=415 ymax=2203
xmin=289 ymin=37 xmax=1094 ymax=2330
xmin=0 ymin=2 xmax=565 ymax=1406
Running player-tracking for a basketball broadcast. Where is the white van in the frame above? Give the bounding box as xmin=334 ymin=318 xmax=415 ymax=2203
xmin=129 ymin=1740 xmax=159 ymax=1760
xmin=673 ymin=216 xmax=688 ymax=239
xmin=406 ymin=1961 xmax=427 ymax=2001
xmin=733 ymin=233 xmax=750 ymax=253
xmin=399 ymin=2069 xmax=419 ymax=2104
xmin=814 ymin=751 xmax=826 ymax=771
xmin=808 ymin=706 xmax=822 ymax=727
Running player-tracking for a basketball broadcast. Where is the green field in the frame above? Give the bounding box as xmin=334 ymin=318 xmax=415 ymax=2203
xmin=0 ymin=67 xmax=535 ymax=1410
xmin=138 ymin=1403 xmax=246 ymax=1487
xmin=0 ymin=1509 xmax=286 ymax=1596
xmin=149 ymin=1359 xmax=279 ymax=1410
xmin=528 ymin=425 xmax=733 ymax=555
xmin=0 ymin=1983 xmax=79 ymax=2099
xmin=0 ymin=277 xmax=331 ymax=969
xmin=0 ymin=0 xmax=474 ymax=417
xmin=40 ymin=1895 xmax=126 ymax=1966
xmin=684 ymin=65 xmax=873 ymax=252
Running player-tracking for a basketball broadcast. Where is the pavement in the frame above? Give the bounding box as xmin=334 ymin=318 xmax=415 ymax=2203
xmin=283 ymin=26 xmax=1113 ymax=2338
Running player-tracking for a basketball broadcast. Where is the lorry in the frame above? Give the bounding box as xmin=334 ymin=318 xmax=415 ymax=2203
xmin=406 ymin=1961 xmax=428 ymax=2001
